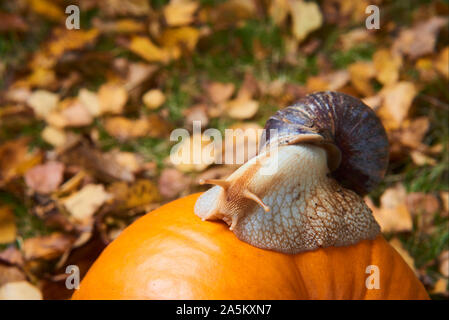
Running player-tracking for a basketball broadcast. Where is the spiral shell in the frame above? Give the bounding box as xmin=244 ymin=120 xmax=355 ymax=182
xmin=261 ymin=91 xmax=389 ymax=195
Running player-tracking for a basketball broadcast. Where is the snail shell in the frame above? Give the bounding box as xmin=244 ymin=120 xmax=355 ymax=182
xmin=261 ymin=91 xmax=389 ymax=195
xmin=195 ymin=91 xmax=389 ymax=254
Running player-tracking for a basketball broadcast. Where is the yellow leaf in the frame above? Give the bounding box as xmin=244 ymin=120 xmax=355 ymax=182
xmin=128 ymin=36 xmax=173 ymax=63
xmin=378 ymin=81 xmax=417 ymax=130
xmin=348 ymin=61 xmax=376 ymax=96
xmin=160 ymin=27 xmax=200 ymax=52
xmin=0 ymin=206 xmax=16 ymax=244
xmin=164 ymin=0 xmax=199 ymax=27
xmin=226 ymin=97 xmax=259 ymax=120
xmin=27 ymin=0 xmax=65 ymax=21
xmin=98 ymin=83 xmax=128 ymax=114
xmin=143 ymin=89 xmax=166 ymax=110
xmin=289 ymin=0 xmax=323 ymax=42
xmin=373 ymin=49 xmax=402 ymax=86
xmin=389 ymin=238 xmax=417 ymax=275
xmin=435 ymin=46 xmax=449 ymax=79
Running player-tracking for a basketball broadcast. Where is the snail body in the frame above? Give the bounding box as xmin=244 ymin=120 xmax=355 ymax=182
xmin=195 ymin=92 xmax=389 ymax=254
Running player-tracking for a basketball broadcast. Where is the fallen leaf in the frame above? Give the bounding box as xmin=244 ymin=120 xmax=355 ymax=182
xmin=306 ymin=70 xmax=350 ymax=92
xmin=439 ymin=251 xmax=449 ymax=278
xmin=373 ymin=49 xmax=403 ymax=86
xmin=206 ymin=82 xmax=235 ymax=104
xmin=389 ymin=238 xmax=417 ymax=275
xmin=0 ymin=206 xmax=17 ymax=244
xmin=41 ymin=126 xmax=67 ymax=147
xmin=432 ymin=278 xmax=448 ymax=295
xmin=0 ymin=281 xmax=42 ymax=300
xmin=406 ymin=192 xmax=440 ymax=217
xmin=78 ymin=88 xmax=100 ymax=117
xmin=26 ymin=90 xmax=59 ymax=119
xmin=63 ymin=184 xmax=112 ymax=222
xmin=104 ymin=116 xmax=149 ymax=140
xmin=25 ymin=161 xmax=64 ymax=194
xmin=377 ymin=81 xmax=417 ymax=130
xmin=434 ymin=46 xmax=449 ymax=79
xmin=164 ymin=0 xmax=199 ymax=27
xmin=128 ymin=36 xmax=173 ymax=63
xmin=171 ymin=133 xmax=218 ymax=172
xmin=393 ymin=16 xmax=448 ymax=60
xmin=98 ymin=83 xmax=128 ymax=115
xmin=348 ymin=61 xmax=376 ymax=96
xmin=23 ymin=233 xmax=74 ymax=261
xmin=108 ymin=179 xmax=160 ymax=209
xmin=27 ymin=0 xmax=65 ymax=21
xmin=368 ymin=184 xmax=413 ymax=233
xmin=226 ymin=97 xmax=259 ymax=119
xmin=160 ymin=26 xmax=200 ymax=52
xmin=410 ymin=150 xmax=437 ymax=166
xmin=143 ymin=89 xmax=166 ymax=109
xmin=158 ymin=168 xmax=191 ymax=199
xmin=289 ymin=0 xmax=323 ymax=43
xmin=0 ymin=265 xmax=26 ymax=286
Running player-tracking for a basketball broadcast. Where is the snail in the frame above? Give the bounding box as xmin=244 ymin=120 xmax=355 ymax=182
xmin=194 ymin=91 xmax=389 ymax=254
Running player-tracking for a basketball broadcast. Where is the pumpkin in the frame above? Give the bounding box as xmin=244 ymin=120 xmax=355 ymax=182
xmin=72 ymin=193 xmax=428 ymax=300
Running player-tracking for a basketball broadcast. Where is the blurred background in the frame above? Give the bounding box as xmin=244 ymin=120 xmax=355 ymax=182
xmin=0 ymin=0 xmax=448 ymax=299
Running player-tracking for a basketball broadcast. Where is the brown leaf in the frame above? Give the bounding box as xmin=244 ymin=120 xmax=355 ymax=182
xmin=23 ymin=233 xmax=74 ymax=261
xmin=104 ymin=116 xmax=149 ymax=140
xmin=435 ymin=46 xmax=449 ymax=79
xmin=0 ymin=265 xmax=26 ymax=286
xmin=158 ymin=168 xmax=191 ymax=199
xmin=226 ymin=97 xmax=259 ymax=120
xmin=393 ymin=16 xmax=448 ymax=60
xmin=368 ymin=184 xmax=413 ymax=233
xmin=25 ymin=161 xmax=64 ymax=194
xmin=389 ymin=238 xmax=417 ymax=275
xmin=0 ymin=12 xmax=28 ymax=32
xmin=0 ymin=206 xmax=17 ymax=244
xmin=206 ymin=82 xmax=235 ymax=104
xmin=306 ymin=70 xmax=350 ymax=92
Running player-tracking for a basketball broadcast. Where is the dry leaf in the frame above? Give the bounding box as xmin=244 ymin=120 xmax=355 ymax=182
xmin=63 ymin=184 xmax=112 ymax=222
xmin=78 ymin=88 xmax=100 ymax=117
xmin=143 ymin=89 xmax=166 ymax=109
xmin=439 ymin=251 xmax=449 ymax=278
xmin=306 ymin=70 xmax=350 ymax=92
xmin=23 ymin=233 xmax=74 ymax=260
xmin=160 ymin=26 xmax=200 ymax=52
xmin=41 ymin=126 xmax=67 ymax=147
xmin=410 ymin=150 xmax=437 ymax=166
xmin=289 ymin=0 xmax=323 ymax=43
xmin=406 ymin=192 xmax=440 ymax=217
xmin=393 ymin=16 xmax=448 ymax=60
xmin=389 ymin=238 xmax=417 ymax=275
xmin=377 ymin=81 xmax=417 ymax=130
xmin=164 ymin=0 xmax=199 ymax=27
xmin=108 ymin=180 xmax=160 ymax=209
xmin=0 ymin=281 xmax=42 ymax=300
xmin=368 ymin=184 xmax=413 ymax=233
xmin=172 ymin=133 xmax=218 ymax=172
xmin=432 ymin=278 xmax=448 ymax=295
xmin=158 ymin=168 xmax=190 ymax=199
xmin=128 ymin=36 xmax=174 ymax=63
xmin=348 ymin=61 xmax=376 ymax=96
xmin=26 ymin=90 xmax=59 ymax=119
xmin=434 ymin=46 xmax=449 ymax=79
xmin=373 ymin=49 xmax=403 ymax=86
xmin=25 ymin=161 xmax=64 ymax=194
xmin=226 ymin=97 xmax=259 ymax=119
xmin=104 ymin=117 xmax=149 ymax=140
xmin=27 ymin=0 xmax=65 ymax=21
xmin=98 ymin=83 xmax=128 ymax=115
xmin=207 ymin=82 xmax=235 ymax=104
xmin=269 ymin=0 xmax=289 ymax=26
xmin=0 ymin=265 xmax=26 ymax=286
xmin=0 ymin=206 xmax=17 ymax=244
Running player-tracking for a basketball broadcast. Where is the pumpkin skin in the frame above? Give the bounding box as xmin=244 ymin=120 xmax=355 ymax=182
xmin=72 ymin=193 xmax=429 ymax=300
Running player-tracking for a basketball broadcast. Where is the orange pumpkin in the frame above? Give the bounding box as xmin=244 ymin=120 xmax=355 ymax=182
xmin=72 ymin=193 xmax=428 ymax=300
